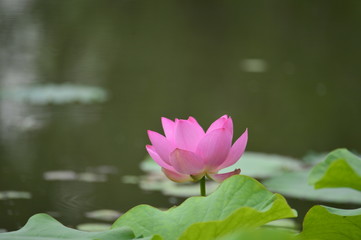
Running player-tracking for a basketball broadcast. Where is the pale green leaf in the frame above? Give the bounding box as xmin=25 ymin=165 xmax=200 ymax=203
xmin=264 ymin=171 xmax=361 ymax=204
xmin=220 ymin=152 xmax=304 ymax=178
xmin=85 ymin=209 xmax=122 ymax=221
xmin=76 ymin=223 xmax=111 ymax=232
xmin=216 ymin=228 xmax=296 ymax=240
xmin=0 ymin=213 xmax=160 ymax=240
xmin=308 ymin=148 xmax=361 ymax=191
xmin=298 ymin=206 xmax=361 ymax=240
xmin=113 ymin=175 xmax=296 ymax=240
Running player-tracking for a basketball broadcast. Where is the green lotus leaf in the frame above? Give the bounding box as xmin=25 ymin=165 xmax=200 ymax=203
xmin=298 ymin=205 xmax=361 ymax=240
xmin=216 ymin=228 xmax=296 ymax=240
xmin=0 ymin=213 xmax=160 ymax=240
xmin=263 ymin=171 xmax=361 ymax=204
xmin=308 ymin=148 xmax=361 ymax=191
xmin=113 ymin=175 xmax=296 ymax=240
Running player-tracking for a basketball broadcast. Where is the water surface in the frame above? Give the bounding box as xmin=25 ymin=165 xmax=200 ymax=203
xmin=1 ymin=0 xmax=361 ymax=230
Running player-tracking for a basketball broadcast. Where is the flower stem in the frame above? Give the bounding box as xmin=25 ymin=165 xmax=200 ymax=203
xmin=200 ymin=176 xmax=206 ymax=196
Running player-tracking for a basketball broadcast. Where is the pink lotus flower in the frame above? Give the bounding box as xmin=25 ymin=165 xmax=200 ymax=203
xmin=146 ymin=115 xmax=248 ymax=183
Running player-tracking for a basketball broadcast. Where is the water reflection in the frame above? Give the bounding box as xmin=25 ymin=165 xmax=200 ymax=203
xmin=1 ymin=0 xmax=361 ymax=231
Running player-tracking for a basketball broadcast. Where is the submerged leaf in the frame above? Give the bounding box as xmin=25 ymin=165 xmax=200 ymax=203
xmin=298 ymin=206 xmax=361 ymax=240
xmin=113 ymin=175 xmax=296 ymax=240
xmin=308 ymin=148 xmax=361 ymax=191
xmin=264 ymin=171 xmax=361 ymax=204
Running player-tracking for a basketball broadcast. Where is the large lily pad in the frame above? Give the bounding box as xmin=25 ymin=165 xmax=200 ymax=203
xmin=308 ymin=149 xmax=361 ymax=191
xmin=298 ymin=206 xmax=361 ymax=240
xmin=0 ymin=214 xmax=160 ymax=240
xmin=263 ymin=171 xmax=361 ymax=204
xmin=112 ymin=175 xmax=296 ymax=240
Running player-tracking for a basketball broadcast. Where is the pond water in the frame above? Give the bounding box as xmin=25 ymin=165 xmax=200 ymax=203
xmin=1 ymin=0 xmax=361 ymax=231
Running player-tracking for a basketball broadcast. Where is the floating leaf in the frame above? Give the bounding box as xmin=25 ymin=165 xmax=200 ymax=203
xmin=1 ymin=84 xmax=107 ymax=104
xmin=220 ymin=152 xmax=304 ymax=178
xmin=263 ymin=171 xmax=361 ymax=204
xmin=0 ymin=191 xmax=31 ymax=200
xmin=240 ymin=59 xmax=268 ymax=73
xmin=76 ymin=223 xmax=111 ymax=232
xmin=85 ymin=209 xmax=122 ymax=221
xmin=43 ymin=170 xmax=107 ymax=182
xmin=308 ymin=148 xmax=361 ymax=191
xmin=139 ymin=157 xmax=162 ymax=173
xmin=113 ymin=175 xmax=296 ymax=240
xmin=0 ymin=213 xmax=153 ymax=240
xmin=298 ymin=206 xmax=361 ymax=240
xmin=264 ymin=219 xmax=298 ymax=230
xmin=301 ymin=151 xmax=328 ymax=165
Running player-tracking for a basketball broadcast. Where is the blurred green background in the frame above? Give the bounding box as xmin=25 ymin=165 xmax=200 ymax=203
xmin=0 ymin=0 xmax=360 ymax=231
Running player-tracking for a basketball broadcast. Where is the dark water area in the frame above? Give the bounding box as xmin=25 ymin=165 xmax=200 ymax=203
xmin=1 ymin=0 xmax=361 ymax=231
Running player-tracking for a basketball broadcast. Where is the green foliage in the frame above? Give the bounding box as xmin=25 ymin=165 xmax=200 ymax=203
xmin=216 ymin=228 xmax=296 ymax=240
xmin=2 ymin=148 xmax=361 ymax=239
xmin=308 ymin=148 xmax=361 ymax=191
xmin=263 ymin=171 xmax=361 ymax=204
xmin=298 ymin=206 xmax=361 ymax=240
xmin=0 ymin=214 xmax=160 ymax=240
xmin=112 ymin=175 xmax=296 ymax=240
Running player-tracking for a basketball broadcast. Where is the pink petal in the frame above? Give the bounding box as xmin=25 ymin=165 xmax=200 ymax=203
xmin=187 ymin=116 xmax=199 ymax=124
xmin=174 ymin=119 xmax=205 ymax=151
xmin=161 ymin=117 xmax=175 ymax=143
xmin=196 ymin=128 xmax=232 ymax=172
xmin=206 ymin=115 xmax=228 ymax=133
xmin=223 ymin=117 xmax=233 ymax=136
xmin=146 ymin=145 xmax=175 ymax=171
xmin=169 ymin=148 xmax=205 ymax=175
xmin=147 ymin=130 xmax=174 ymax=164
xmin=208 ymin=169 xmax=241 ymax=182
xmin=218 ymin=129 xmax=248 ymax=170
xmin=162 ymin=168 xmax=193 ymax=183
